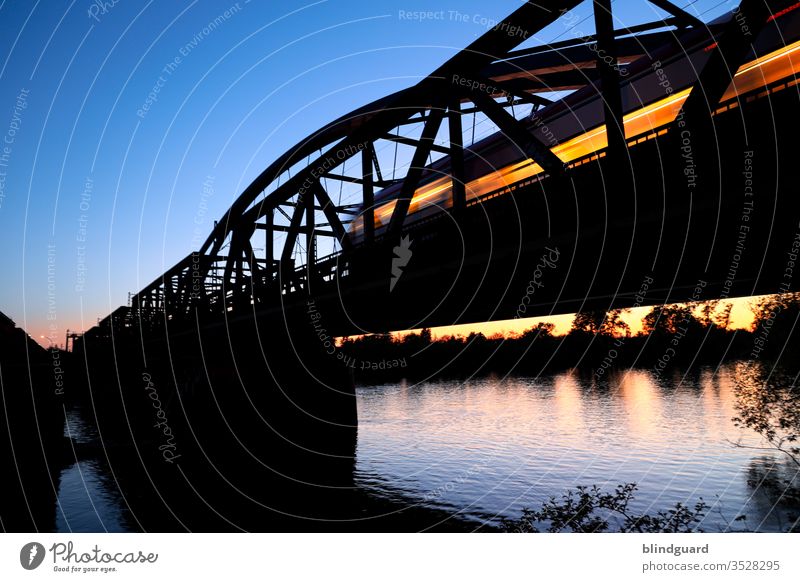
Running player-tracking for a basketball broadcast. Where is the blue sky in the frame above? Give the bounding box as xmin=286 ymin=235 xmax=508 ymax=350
xmin=0 ymin=0 xmax=738 ymax=345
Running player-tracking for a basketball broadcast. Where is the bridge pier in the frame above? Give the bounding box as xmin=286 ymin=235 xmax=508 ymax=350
xmin=75 ymin=298 xmax=357 ymax=531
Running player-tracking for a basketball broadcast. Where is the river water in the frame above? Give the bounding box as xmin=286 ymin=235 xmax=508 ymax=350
xmin=55 ymin=407 xmax=128 ymax=533
xmin=354 ymin=364 xmax=799 ymax=532
xmin=55 ymin=362 xmax=799 ymax=532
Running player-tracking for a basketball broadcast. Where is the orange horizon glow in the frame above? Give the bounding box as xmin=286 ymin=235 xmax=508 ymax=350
xmin=351 ymin=294 xmax=768 ymax=343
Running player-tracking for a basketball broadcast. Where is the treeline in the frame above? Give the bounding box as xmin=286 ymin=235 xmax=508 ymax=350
xmin=338 ymin=294 xmax=800 ymax=384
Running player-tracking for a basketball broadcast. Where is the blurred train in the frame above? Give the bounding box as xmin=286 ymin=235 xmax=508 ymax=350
xmin=349 ymin=5 xmax=800 ymax=242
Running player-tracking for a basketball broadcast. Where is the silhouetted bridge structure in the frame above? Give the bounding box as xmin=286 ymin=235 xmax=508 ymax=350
xmin=84 ymin=0 xmax=800 ymax=341
xmin=70 ymin=0 xmax=800 ymax=529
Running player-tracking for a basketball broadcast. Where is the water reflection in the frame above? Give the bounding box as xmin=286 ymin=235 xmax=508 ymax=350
xmin=51 ymin=365 xmax=799 ymax=531
xmin=744 ymin=457 xmax=800 ymax=532
xmin=355 ymin=364 xmax=800 ymax=531
xmin=55 ymin=407 xmax=128 ymax=533
xmin=617 ymin=370 xmax=662 ymax=437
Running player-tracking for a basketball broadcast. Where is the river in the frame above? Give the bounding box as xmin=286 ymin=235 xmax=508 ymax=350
xmin=55 ymin=362 xmax=799 ymax=532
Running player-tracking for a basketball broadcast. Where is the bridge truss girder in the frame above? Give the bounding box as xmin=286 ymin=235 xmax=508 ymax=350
xmin=124 ymin=0 xmax=788 ymax=328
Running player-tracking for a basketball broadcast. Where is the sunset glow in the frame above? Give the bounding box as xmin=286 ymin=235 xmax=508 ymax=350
xmin=373 ymin=295 xmax=765 ymax=342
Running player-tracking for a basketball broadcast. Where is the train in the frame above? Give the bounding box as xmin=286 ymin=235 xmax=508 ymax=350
xmin=349 ymin=5 xmax=800 ymax=242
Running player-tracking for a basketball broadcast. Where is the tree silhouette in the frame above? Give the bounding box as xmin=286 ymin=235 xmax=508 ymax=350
xmin=500 ymin=483 xmax=709 ymax=533
xmin=601 ymin=309 xmax=631 ymax=337
xmin=642 ymin=304 xmax=702 ymax=335
xmin=521 ymin=322 xmax=555 ymax=339
xmin=698 ymin=300 xmax=733 ymax=330
xmin=570 ymin=310 xmax=606 ymax=335
xmin=733 ymin=363 xmax=800 ymax=467
xmin=748 ymin=293 xmax=800 ymax=359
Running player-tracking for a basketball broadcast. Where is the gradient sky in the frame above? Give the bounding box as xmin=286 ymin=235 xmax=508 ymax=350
xmin=0 ymin=0 xmax=744 ymax=347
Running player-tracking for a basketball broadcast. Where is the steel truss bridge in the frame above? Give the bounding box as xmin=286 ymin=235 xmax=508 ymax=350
xmin=64 ymin=1 xmax=800 ymax=527
xmin=84 ymin=0 xmax=800 ymax=343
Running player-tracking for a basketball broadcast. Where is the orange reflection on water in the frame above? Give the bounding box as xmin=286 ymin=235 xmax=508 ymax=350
xmin=552 ymin=373 xmax=585 ymax=439
xmin=617 ymin=370 xmax=663 ymax=437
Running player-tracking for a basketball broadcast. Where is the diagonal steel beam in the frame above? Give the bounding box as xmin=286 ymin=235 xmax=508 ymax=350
xmin=281 ymin=194 xmax=306 ymax=263
xmin=648 ymin=0 xmax=704 ymax=28
xmin=674 ymin=0 xmax=775 ymax=138
xmin=244 ymin=239 xmax=260 ymax=279
xmin=430 ymin=0 xmax=583 ymax=80
xmin=484 ymin=79 xmax=553 ymax=109
xmin=369 ymin=142 xmax=383 ymax=183
xmin=312 ymin=181 xmax=353 ymax=249
xmin=388 ymin=105 xmax=446 ymax=236
xmin=469 ymin=86 xmax=564 ymax=175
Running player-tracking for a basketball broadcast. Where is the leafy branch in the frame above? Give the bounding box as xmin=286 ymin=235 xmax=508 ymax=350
xmin=500 ymin=483 xmax=708 ymax=533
